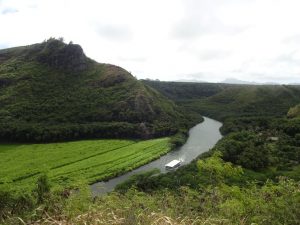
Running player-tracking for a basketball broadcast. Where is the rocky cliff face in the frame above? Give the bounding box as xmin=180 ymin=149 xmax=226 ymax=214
xmin=37 ymin=39 xmax=88 ymax=72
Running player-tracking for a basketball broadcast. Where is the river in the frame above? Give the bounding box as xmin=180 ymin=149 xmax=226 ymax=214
xmin=90 ymin=117 xmax=222 ymax=195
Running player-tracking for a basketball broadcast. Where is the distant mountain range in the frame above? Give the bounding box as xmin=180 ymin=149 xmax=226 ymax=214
xmin=220 ymin=78 xmax=280 ymax=85
xmin=172 ymin=78 xmax=288 ymax=85
xmin=174 ymin=79 xmax=208 ymax=83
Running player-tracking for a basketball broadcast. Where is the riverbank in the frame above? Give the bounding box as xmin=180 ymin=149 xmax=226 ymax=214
xmin=91 ymin=117 xmax=222 ymax=195
xmin=0 ymin=138 xmax=171 ymax=193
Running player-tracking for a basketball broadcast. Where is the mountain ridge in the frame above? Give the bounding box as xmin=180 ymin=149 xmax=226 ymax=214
xmin=0 ymin=38 xmax=190 ymax=142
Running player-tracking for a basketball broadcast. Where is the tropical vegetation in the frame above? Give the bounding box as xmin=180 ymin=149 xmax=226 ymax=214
xmin=0 ymin=39 xmax=197 ymax=142
xmin=1 ymin=41 xmax=300 ymax=224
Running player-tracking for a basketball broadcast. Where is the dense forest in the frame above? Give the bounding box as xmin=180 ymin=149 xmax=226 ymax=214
xmin=0 ymin=39 xmax=200 ymax=142
xmin=137 ymin=80 xmax=300 ymax=182
xmin=110 ymin=81 xmax=300 ymax=224
xmin=1 ymin=95 xmax=300 ymax=224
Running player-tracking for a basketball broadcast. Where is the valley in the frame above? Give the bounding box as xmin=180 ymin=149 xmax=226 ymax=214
xmin=91 ymin=117 xmax=222 ymax=194
xmin=0 ymin=40 xmax=299 ymax=225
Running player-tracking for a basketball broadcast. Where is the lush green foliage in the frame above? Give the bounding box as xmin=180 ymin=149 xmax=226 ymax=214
xmin=0 ymin=39 xmax=190 ymax=142
xmin=0 ymin=138 xmax=171 ymax=192
xmin=143 ymin=79 xmax=300 ymax=180
xmin=197 ymin=151 xmax=243 ymax=184
xmin=218 ymin=117 xmax=300 ymax=173
xmin=2 ymin=153 xmax=300 ymax=225
xmin=287 ymin=104 xmax=300 ymax=118
xmin=115 ymin=154 xmax=246 ymax=193
xmin=62 ymin=179 xmax=300 ymax=225
xmin=36 ymin=174 xmax=51 ymax=204
xmin=1 ymin=46 xmax=300 ymax=224
xmin=215 ymin=131 xmax=274 ymax=170
xmin=169 ymin=130 xmax=189 ymax=147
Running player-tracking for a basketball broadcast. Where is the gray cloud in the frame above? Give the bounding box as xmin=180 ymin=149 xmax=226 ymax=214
xmin=117 ymin=56 xmax=146 ymax=62
xmin=182 ymin=72 xmax=217 ymax=82
xmin=274 ymin=51 xmax=299 ymax=66
xmin=282 ymin=35 xmax=300 ymax=44
xmin=235 ymin=70 xmax=300 ymax=84
xmin=196 ymin=49 xmax=231 ymax=61
xmin=1 ymin=7 xmax=18 ymax=14
xmin=171 ymin=0 xmax=249 ymax=39
xmin=258 ymin=75 xmax=299 ymax=83
xmin=0 ymin=43 xmax=8 ymax=49
xmin=96 ymin=25 xmax=132 ymax=41
xmin=172 ymin=19 xmax=248 ymax=39
xmin=185 ymin=72 xmax=207 ymax=79
xmin=177 ymin=43 xmax=231 ymax=61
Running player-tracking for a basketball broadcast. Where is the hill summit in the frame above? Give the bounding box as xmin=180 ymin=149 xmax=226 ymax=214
xmin=0 ymin=38 xmax=187 ymax=142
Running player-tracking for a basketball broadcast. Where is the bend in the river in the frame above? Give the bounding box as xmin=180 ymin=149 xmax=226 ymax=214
xmin=91 ymin=116 xmax=222 ymax=195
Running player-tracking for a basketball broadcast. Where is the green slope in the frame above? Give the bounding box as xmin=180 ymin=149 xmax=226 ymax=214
xmin=142 ymin=80 xmax=300 ymax=120
xmin=0 ymin=39 xmax=188 ymax=142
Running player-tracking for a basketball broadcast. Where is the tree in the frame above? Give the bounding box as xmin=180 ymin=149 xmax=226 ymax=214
xmin=58 ymin=37 xmax=64 ymax=42
xmin=197 ymin=151 xmax=243 ymax=185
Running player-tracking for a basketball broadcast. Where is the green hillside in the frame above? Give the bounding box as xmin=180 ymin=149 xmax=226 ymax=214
xmin=0 ymin=39 xmax=190 ymax=142
xmin=143 ymin=80 xmax=300 ymax=120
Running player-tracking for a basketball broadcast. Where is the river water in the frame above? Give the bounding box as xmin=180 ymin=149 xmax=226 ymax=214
xmin=90 ymin=117 xmax=222 ymax=195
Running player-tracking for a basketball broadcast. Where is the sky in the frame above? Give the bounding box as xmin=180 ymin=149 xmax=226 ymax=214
xmin=0 ymin=0 xmax=300 ymax=84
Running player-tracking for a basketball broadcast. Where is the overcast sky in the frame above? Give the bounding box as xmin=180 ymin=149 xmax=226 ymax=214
xmin=1 ymin=0 xmax=300 ymax=83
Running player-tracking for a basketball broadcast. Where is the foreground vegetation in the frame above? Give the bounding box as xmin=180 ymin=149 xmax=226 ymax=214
xmin=0 ymin=138 xmax=171 ymax=193
xmin=2 ymin=153 xmax=299 ymax=225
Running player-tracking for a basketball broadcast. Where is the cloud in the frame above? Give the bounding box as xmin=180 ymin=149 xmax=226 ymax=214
xmin=96 ymin=24 xmax=132 ymax=41
xmin=249 ymin=72 xmax=300 ymax=83
xmin=185 ymin=72 xmax=208 ymax=80
xmin=117 ymin=56 xmax=146 ymax=62
xmin=172 ymin=18 xmax=248 ymax=40
xmin=275 ymin=51 xmax=299 ymax=65
xmin=0 ymin=43 xmax=8 ymax=49
xmin=1 ymin=7 xmax=18 ymax=14
xmin=282 ymin=35 xmax=300 ymax=45
xmin=179 ymin=72 xmax=220 ymax=82
xmin=171 ymin=0 xmax=250 ymax=39
xmin=192 ymin=48 xmax=231 ymax=61
xmin=0 ymin=0 xmax=300 ymax=84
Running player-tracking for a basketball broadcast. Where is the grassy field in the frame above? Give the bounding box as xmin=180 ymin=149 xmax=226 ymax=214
xmin=0 ymin=138 xmax=171 ymax=192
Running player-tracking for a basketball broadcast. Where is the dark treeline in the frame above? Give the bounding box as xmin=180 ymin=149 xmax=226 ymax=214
xmin=0 ymin=121 xmax=183 ymax=143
